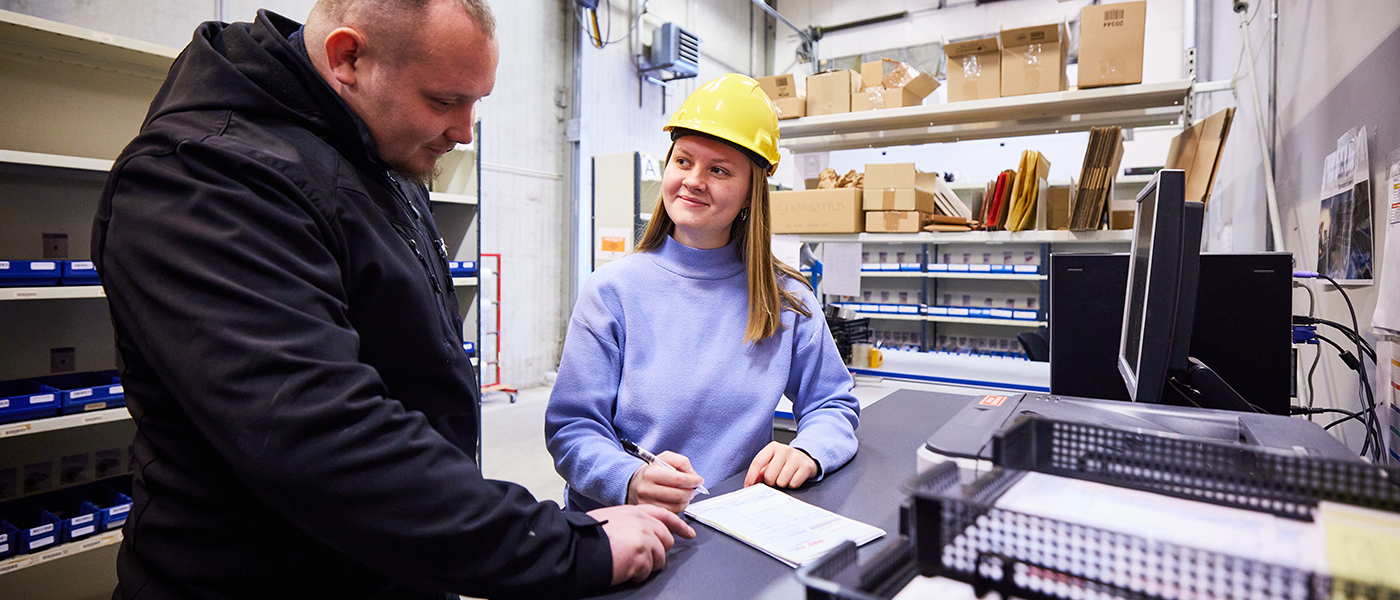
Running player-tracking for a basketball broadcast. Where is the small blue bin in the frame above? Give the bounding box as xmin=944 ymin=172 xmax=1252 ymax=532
xmin=0 ymin=502 xmax=62 ymax=554
xmin=35 ymin=492 xmax=101 ymax=543
xmin=0 ymin=260 xmax=62 ymax=287
xmin=0 ymin=519 xmax=17 ymax=559
xmin=0 ymin=380 xmax=60 ymax=424
xmin=462 ymin=342 xmax=475 ymax=356
xmin=76 ymin=483 xmax=133 ymax=532
xmin=60 ymin=260 xmax=101 ymax=286
xmin=448 ymin=261 xmax=478 ymax=277
xmin=26 ymin=372 xmax=124 ymax=415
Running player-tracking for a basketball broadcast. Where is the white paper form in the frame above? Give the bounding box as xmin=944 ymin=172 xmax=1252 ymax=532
xmin=1371 ymin=151 xmax=1400 ymax=334
xmin=820 ymin=242 xmax=862 ymax=299
xmin=684 ymin=484 xmax=885 ymax=567
xmin=993 ymin=472 xmax=1327 ymax=572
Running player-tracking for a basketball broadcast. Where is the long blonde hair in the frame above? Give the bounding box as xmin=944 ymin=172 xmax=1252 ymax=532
xmin=635 ymin=140 xmax=812 ymax=343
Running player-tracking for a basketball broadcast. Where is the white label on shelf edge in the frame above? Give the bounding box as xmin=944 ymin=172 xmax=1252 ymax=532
xmin=1013 ymin=311 xmax=1037 ymax=320
xmin=71 ymin=525 xmax=95 ymax=538
xmin=949 ymin=308 xmax=970 ymax=316
xmin=71 ymin=389 xmax=93 ymax=399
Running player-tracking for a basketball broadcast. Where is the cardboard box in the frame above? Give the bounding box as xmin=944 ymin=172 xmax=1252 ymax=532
xmin=851 ymin=87 xmax=922 ymax=111
xmin=774 ymin=95 xmax=806 ymax=120
xmin=1110 ymin=209 xmax=1135 ymax=230
xmin=1001 ymin=22 xmax=1068 ymax=96
xmin=1078 ymin=1 xmax=1146 ymax=89
xmin=806 ymin=70 xmax=861 ymax=116
xmin=882 ymin=61 xmax=939 ymax=99
xmin=864 ymin=163 xmax=943 ymax=190
xmin=945 ymin=37 xmax=1001 ymax=101
xmin=771 ymin=188 xmax=863 ymax=233
xmin=862 ymin=187 xmax=937 ymax=213
xmin=865 ymin=210 xmax=931 ymax=233
xmin=860 ymin=60 xmax=893 ymax=91
xmin=1165 ymin=107 xmax=1235 ymax=207
xmin=1046 ymin=186 xmax=1072 ymax=230
xmin=756 ymin=74 xmax=799 ymax=99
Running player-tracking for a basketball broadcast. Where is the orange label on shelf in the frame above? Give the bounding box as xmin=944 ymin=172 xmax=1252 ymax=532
xmin=600 ymin=236 xmax=625 ymax=252
xmin=978 ymin=395 xmax=1008 ymax=407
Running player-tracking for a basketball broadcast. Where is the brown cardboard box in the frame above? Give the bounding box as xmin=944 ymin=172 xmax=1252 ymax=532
xmin=1046 ymin=186 xmax=1072 ymax=230
xmin=862 ymin=187 xmax=937 ymax=213
xmin=945 ymin=37 xmax=1001 ymax=101
xmin=865 ymin=210 xmax=931 ymax=233
xmin=860 ymin=59 xmax=893 ymax=91
xmin=1078 ymin=1 xmax=1146 ymax=88
xmin=806 ymin=70 xmax=861 ymax=116
xmin=1110 ymin=209 xmax=1135 ymax=230
xmin=1001 ymin=22 xmax=1068 ymax=96
xmin=774 ymin=95 xmax=806 ymax=120
xmin=1165 ymin=107 xmax=1235 ymax=207
xmin=851 ymin=87 xmax=923 ymax=111
xmin=882 ymin=61 xmax=939 ymax=99
xmin=771 ymin=188 xmax=863 ymax=233
xmin=756 ymin=74 xmax=799 ymax=99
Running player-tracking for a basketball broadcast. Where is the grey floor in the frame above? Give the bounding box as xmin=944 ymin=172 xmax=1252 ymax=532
xmin=477 ymin=376 xmax=976 ymax=507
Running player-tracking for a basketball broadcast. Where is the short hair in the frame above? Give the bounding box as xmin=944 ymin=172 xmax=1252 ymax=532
xmin=311 ymin=0 xmax=496 ymax=41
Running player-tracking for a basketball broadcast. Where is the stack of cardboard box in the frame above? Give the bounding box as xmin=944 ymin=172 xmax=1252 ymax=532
xmin=756 ymin=74 xmax=805 ymax=120
xmin=852 ymin=58 xmax=939 ymax=111
xmin=805 ymin=69 xmax=862 ymax=117
xmin=862 ymin=164 xmax=972 ymax=232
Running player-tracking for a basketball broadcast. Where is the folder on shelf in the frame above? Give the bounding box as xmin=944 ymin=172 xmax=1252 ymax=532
xmin=1007 ymin=150 xmax=1050 ymax=231
xmin=1165 ymin=107 xmax=1235 ymax=207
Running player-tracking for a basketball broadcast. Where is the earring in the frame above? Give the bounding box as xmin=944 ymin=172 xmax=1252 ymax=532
xmin=738 ymin=208 xmax=750 ymax=222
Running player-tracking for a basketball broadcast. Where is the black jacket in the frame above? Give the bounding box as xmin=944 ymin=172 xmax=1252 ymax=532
xmin=92 ymin=11 xmax=610 ymax=599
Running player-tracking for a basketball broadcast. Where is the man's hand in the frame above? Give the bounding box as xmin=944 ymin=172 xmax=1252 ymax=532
xmin=625 ymin=451 xmax=706 ymax=513
xmin=589 ymin=504 xmax=696 ymax=585
xmin=743 ymin=441 xmax=819 ymax=488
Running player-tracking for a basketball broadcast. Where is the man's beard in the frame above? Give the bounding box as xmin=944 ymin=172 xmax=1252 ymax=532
xmin=400 ymin=160 xmax=445 ymax=187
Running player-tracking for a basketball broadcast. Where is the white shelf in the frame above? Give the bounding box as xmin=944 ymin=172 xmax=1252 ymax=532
xmin=857 ymin=271 xmax=925 ymax=278
xmin=926 ymin=315 xmax=1046 ymax=327
xmin=858 ymin=271 xmax=1044 ymax=281
xmin=0 ymin=286 xmax=105 ymax=301
xmin=799 ymin=230 xmax=1132 ymax=244
xmin=850 ymin=311 xmax=926 ymax=322
xmin=0 ymin=530 xmax=122 ymax=576
xmin=452 ymin=277 xmax=478 ymax=287
xmin=428 ymin=191 xmax=478 ymax=205
xmin=947 ymin=174 xmax=1156 ymax=192
xmin=0 ymin=149 xmax=113 ymax=172
xmin=0 ymin=9 xmax=178 ymax=76
xmin=778 ymin=79 xmax=1192 ymax=152
xmin=470 ymin=357 xmax=479 ymax=367
xmin=0 ymin=407 xmax=131 ymax=439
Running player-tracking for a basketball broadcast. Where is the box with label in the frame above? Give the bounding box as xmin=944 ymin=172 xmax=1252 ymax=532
xmin=1078 ymin=1 xmax=1146 ymax=89
xmin=862 ymin=187 xmax=937 ymax=213
xmin=0 ymin=260 xmax=62 ymax=287
xmin=447 ymin=261 xmax=478 ymax=276
xmin=36 ymin=492 xmax=101 ymax=543
xmin=774 ymin=95 xmax=806 ymax=120
xmin=1000 ymin=22 xmax=1068 ymax=96
xmin=25 ymin=371 xmax=124 ymax=415
xmin=945 ymin=37 xmax=1001 ymax=101
xmin=865 ymin=210 xmax=931 ymax=233
xmin=76 ymin=482 xmax=133 ymax=532
xmin=0 ymin=501 xmax=61 ymax=554
xmin=756 ymin=74 xmax=799 ymax=99
xmin=771 ymin=188 xmax=863 ymax=233
xmin=0 ymin=518 xmax=16 ymax=559
xmin=806 ymin=70 xmax=861 ymax=116
xmin=0 ymin=379 xmax=61 ymax=424
xmin=61 ymin=260 xmax=100 ymax=286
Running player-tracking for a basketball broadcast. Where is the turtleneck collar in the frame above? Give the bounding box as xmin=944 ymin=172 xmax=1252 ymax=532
xmin=647 ymin=234 xmax=745 ymax=280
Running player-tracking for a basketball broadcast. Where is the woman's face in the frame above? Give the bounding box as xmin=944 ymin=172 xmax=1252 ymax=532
xmin=661 ymin=135 xmax=753 ymax=250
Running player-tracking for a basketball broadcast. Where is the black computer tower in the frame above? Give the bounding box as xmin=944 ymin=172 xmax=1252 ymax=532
xmin=1048 ymin=252 xmax=1293 ymax=415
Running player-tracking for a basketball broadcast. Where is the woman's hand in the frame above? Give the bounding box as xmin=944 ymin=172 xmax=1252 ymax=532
xmin=626 ymin=451 xmax=705 ymax=513
xmin=744 ymin=441 xmax=818 ymax=488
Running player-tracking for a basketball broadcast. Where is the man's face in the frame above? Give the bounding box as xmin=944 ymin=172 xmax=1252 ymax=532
xmin=346 ymin=1 xmax=499 ymax=178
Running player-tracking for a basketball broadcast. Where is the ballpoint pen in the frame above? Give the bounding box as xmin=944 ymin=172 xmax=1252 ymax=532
xmin=620 ymin=438 xmax=710 ymax=495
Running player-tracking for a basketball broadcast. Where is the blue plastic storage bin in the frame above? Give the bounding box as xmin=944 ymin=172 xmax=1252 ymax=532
xmin=0 ymin=260 xmax=62 ymax=287
xmin=448 ymin=261 xmax=478 ymax=277
xmin=0 ymin=502 xmax=62 ymax=554
xmin=26 ymin=371 xmax=124 ymax=415
xmin=60 ymin=260 xmax=101 ymax=286
xmin=35 ymin=492 xmax=101 ymax=543
xmin=77 ymin=482 xmax=133 ymax=532
xmin=462 ymin=341 xmax=475 ymax=356
xmin=0 ymin=519 xmax=17 ymax=559
xmin=0 ymin=380 xmax=61 ymax=424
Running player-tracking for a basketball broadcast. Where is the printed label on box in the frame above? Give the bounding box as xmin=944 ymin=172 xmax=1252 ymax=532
xmin=0 ymin=399 xmax=8 ymax=409
xmin=71 ymin=525 xmax=95 ymax=538
xmin=949 ymin=308 xmax=970 ymax=316
xmin=71 ymin=389 xmax=93 ymax=399
xmin=111 ymin=385 xmax=123 ymax=395
xmin=73 ymin=513 xmax=94 ymax=525
xmin=991 ymin=309 xmax=1014 ymax=319
xmin=111 ymin=503 xmax=131 ymax=516
xmin=32 ymin=394 xmax=54 ymax=404
xmin=0 ymin=261 xmax=8 ymax=269
xmin=33 ymin=262 xmax=56 ymax=270
xmin=31 ymin=535 xmax=54 ymax=550
xmin=970 ymin=264 xmax=991 ymax=272
xmin=1013 ymin=310 xmax=1037 ymax=320
xmin=32 ymin=523 xmax=54 ymax=535
xmin=73 ymin=261 xmax=95 ymax=270
xmin=979 ymin=395 xmax=1009 ymax=406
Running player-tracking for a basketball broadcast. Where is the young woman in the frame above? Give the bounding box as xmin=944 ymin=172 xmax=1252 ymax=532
xmin=545 ymin=74 xmax=860 ymax=513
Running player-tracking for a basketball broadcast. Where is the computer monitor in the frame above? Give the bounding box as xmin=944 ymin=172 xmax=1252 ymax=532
xmin=1117 ymin=169 xmax=1200 ymax=405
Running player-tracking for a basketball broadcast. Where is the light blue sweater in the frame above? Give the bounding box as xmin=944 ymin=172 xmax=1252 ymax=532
xmin=545 ymin=235 xmax=860 ymax=511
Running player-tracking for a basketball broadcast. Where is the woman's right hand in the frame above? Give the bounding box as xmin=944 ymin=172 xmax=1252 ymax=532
xmin=626 ymin=451 xmax=706 ymax=513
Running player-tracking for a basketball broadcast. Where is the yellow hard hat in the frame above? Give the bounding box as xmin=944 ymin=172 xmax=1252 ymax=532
xmin=664 ymin=73 xmax=781 ymax=175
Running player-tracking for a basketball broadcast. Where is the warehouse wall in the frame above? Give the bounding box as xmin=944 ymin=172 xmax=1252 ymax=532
xmin=1204 ymin=0 xmax=1400 ymax=452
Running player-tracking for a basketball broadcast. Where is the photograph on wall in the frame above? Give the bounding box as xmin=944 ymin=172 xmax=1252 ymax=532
xmin=1316 ymin=127 xmax=1374 ymax=284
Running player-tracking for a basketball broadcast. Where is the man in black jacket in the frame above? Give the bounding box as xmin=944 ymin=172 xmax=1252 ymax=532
xmin=92 ymin=0 xmax=691 ymax=597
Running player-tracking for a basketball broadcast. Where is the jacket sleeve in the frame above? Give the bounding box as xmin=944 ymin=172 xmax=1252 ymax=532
xmin=95 ymin=142 xmax=612 ymax=598
xmin=784 ymin=291 xmax=861 ymax=480
xmin=544 ymin=279 xmax=646 ymax=508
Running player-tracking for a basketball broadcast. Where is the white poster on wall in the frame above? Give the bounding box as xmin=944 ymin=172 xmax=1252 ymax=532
xmin=1371 ymin=150 xmax=1400 ymax=335
xmin=821 ymin=242 xmax=862 ymax=299
xmin=1316 ymin=127 xmax=1375 ymax=284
